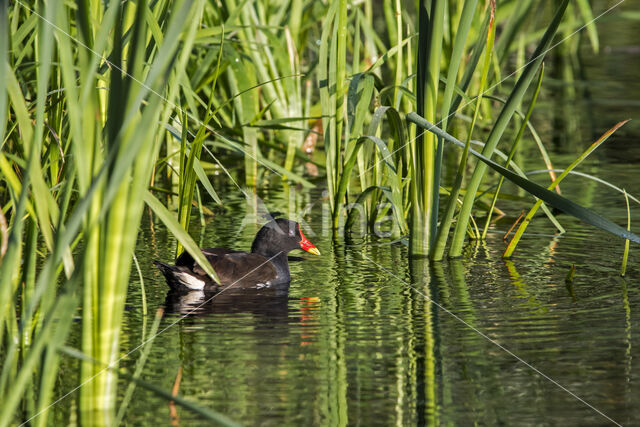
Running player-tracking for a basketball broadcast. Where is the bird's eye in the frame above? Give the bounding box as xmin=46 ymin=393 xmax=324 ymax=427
xmin=288 ymin=228 xmax=295 ymax=237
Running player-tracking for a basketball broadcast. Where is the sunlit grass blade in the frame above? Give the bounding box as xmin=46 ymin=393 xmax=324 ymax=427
xmin=432 ymin=0 xmax=482 ymax=251
xmin=115 ymin=308 xmax=163 ymax=424
xmin=482 ymin=94 xmax=560 ymax=189
xmin=621 ymin=189 xmax=630 ymax=276
xmin=576 ymin=0 xmax=599 ymax=53
xmin=525 ymin=169 xmax=640 ymax=207
xmin=364 ymin=106 xmax=408 ymax=234
xmin=349 ymin=73 xmax=375 ymax=194
xmin=449 ymin=0 xmax=569 ymax=257
xmin=440 ymin=0 xmax=481 ymax=132
xmin=468 ymin=140 xmax=564 ymax=234
xmin=482 ymin=63 xmax=545 ymax=240
xmin=503 ymin=120 xmax=629 ymax=257
xmin=0 ymin=158 xmax=33 ymax=393
xmin=411 ymin=0 xmax=445 ymax=255
xmin=346 ymin=72 xmax=377 ymax=223
xmin=0 ymin=0 xmax=7 ymax=147
xmin=226 ymin=54 xmax=259 ymax=186
xmin=0 ymin=267 xmax=80 ymax=427
xmin=335 ymin=136 xmax=398 ymax=230
xmin=176 ymin=92 xmax=218 ymax=258
xmin=209 ymin=136 xmax=315 ymax=188
xmin=493 ymin=0 xmax=535 ymax=67
xmin=144 ymin=191 xmax=220 ymax=283
xmin=318 ymin=1 xmax=338 ymax=211
xmin=193 ymin=158 xmax=222 ymax=205
xmin=448 ymin=10 xmax=492 ymax=119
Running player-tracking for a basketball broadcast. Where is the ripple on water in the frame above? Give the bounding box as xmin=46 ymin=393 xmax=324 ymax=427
xmin=108 ymin=179 xmax=640 ymax=426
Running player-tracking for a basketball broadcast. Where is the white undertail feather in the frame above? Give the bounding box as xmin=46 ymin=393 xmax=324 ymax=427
xmin=176 ymin=272 xmax=206 ymax=290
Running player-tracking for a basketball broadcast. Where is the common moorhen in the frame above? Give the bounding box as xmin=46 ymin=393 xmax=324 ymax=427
xmin=154 ymin=219 xmax=320 ymax=292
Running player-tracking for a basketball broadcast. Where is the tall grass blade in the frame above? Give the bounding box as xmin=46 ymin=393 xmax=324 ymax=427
xmin=0 ymin=0 xmax=7 ymax=147
xmin=432 ymin=0 xmax=482 ymax=250
xmin=440 ymin=0 xmax=480 ymax=132
xmin=449 ymin=0 xmax=569 ymax=257
xmin=431 ymin=3 xmax=494 ymax=261
xmin=335 ymin=136 xmax=398 ymax=230
xmin=525 ymin=169 xmax=640 ymax=207
xmin=482 ymin=94 xmax=560 ymax=190
xmin=176 ymin=96 xmax=217 ymax=258
xmin=364 ymin=106 xmax=408 ymax=234
xmin=114 ymin=308 xmax=163 ymax=424
xmin=318 ymin=1 xmax=338 ymax=211
xmin=132 ymin=253 xmax=147 ymax=316
xmin=493 ymin=0 xmax=535 ymax=68
xmin=503 ymin=120 xmax=628 ymax=258
xmin=468 ymin=139 xmax=565 ymax=234
xmin=448 ymin=10 xmax=492 ymax=119
xmin=621 ymin=189 xmax=630 ymax=276
xmin=144 ymin=191 xmax=220 ymax=283
xmin=0 ymin=156 xmax=32 ymax=390
xmin=411 ymin=0 xmax=445 ymax=255
xmin=193 ymin=158 xmax=222 ymax=205
xmin=350 ymin=73 xmax=375 ymax=196
xmin=0 ymin=271 xmax=80 ymax=427
xmin=576 ymin=0 xmax=599 ymax=53
xmin=482 ymin=63 xmax=545 ymax=240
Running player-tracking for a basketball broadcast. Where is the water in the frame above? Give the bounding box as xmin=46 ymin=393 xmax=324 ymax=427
xmin=106 ymin=181 xmax=639 ymax=426
xmin=55 ymin=3 xmax=640 ymax=425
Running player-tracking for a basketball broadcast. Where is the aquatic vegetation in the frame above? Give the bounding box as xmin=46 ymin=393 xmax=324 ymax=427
xmin=502 ymin=120 xmax=630 ymax=258
xmin=316 ymin=0 xmax=635 ymax=260
xmin=0 ymin=0 xmax=636 ymax=425
xmin=0 ymin=0 xmax=222 ymax=424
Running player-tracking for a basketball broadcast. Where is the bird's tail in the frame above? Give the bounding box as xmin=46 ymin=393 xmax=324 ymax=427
xmin=153 ymin=260 xmax=208 ymax=292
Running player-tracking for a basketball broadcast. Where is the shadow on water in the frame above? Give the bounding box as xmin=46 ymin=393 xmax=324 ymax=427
xmin=163 ymin=284 xmax=292 ymax=319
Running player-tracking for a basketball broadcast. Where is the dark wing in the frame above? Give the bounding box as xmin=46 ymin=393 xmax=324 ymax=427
xmin=176 ymin=248 xmax=277 ymax=286
xmin=210 ymin=252 xmax=277 ymax=285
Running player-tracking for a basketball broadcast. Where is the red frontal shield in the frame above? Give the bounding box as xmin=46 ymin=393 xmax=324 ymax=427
xmin=298 ymin=225 xmax=320 ymax=255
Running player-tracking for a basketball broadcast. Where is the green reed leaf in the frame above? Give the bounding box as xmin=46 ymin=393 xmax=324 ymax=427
xmin=144 ymin=191 xmax=220 ymax=282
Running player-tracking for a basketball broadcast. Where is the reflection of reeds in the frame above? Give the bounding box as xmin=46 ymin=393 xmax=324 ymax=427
xmin=409 ymin=258 xmax=438 ymax=425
